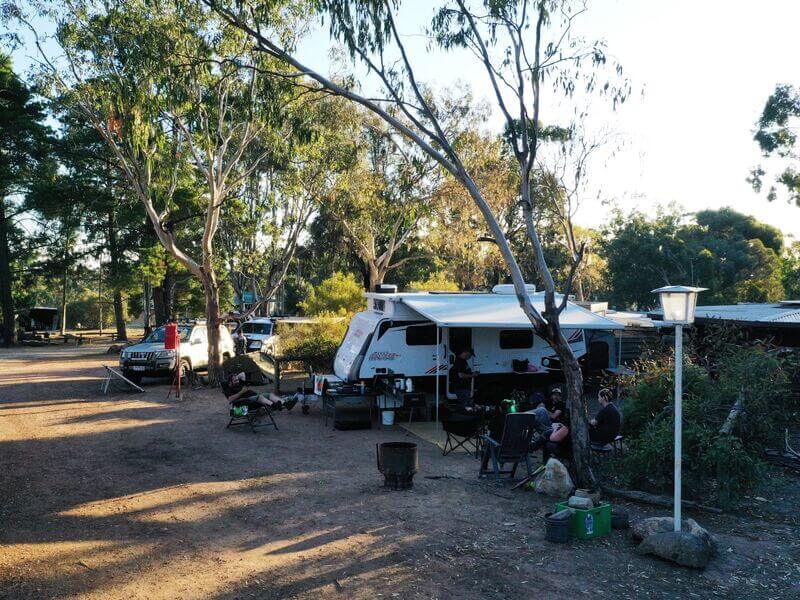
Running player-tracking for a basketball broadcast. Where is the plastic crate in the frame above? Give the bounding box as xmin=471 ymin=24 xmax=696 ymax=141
xmin=555 ymin=501 xmax=611 ymax=540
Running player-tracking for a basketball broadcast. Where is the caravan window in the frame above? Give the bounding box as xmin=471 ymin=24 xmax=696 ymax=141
xmin=499 ymin=329 xmax=533 ymax=349
xmin=406 ymin=324 xmax=438 ymax=346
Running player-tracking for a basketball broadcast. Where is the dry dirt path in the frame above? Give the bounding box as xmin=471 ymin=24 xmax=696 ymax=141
xmin=1 ymin=345 xmax=798 ymax=599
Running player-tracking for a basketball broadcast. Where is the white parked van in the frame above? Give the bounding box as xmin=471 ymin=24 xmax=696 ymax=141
xmin=234 ymin=317 xmax=278 ymax=354
xmin=332 ymin=285 xmax=624 ymax=387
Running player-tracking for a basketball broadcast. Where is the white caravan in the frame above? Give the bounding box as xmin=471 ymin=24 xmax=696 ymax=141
xmin=332 ymin=285 xmax=624 ymax=386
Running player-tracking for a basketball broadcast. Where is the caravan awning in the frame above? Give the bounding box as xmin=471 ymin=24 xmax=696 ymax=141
xmin=401 ymin=293 xmax=624 ymax=330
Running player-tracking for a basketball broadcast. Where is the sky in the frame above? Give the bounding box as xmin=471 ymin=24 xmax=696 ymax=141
xmin=9 ymin=1 xmax=799 ymax=239
xmin=295 ymin=0 xmax=800 ymax=240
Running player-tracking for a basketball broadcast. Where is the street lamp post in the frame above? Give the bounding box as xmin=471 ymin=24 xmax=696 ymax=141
xmin=651 ymin=285 xmax=706 ymax=532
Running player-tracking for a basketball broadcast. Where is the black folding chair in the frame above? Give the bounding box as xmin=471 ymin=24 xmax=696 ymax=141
xmin=227 ymin=398 xmax=278 ymax=433
xmin=442 ymin=413 xmax=481 ymax=457
xmin=479 ymin=413 xmax=537 ymax=481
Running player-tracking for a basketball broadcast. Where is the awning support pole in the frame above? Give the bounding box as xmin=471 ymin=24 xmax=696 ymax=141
xmin=435 ymin=326 xmax=440 ymax=430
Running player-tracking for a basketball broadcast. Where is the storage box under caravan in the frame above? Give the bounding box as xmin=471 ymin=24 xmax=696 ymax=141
xmin=331 ymin=286 xmax=625 ymax=387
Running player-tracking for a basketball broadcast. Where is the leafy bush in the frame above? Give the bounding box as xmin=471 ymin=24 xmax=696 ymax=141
xmin=276 ymin=313 xmax=349 ymax=373
xmin=407 ymin=273 xmax=460 ymax=292
xmin=618 ymin=339 xmax=793 ymax=507
xmin=299 ymin=272 xmax=366 ymax=316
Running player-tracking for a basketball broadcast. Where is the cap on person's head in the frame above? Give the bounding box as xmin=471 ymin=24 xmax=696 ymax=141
xmin=552 ymin=386 xmax=563 ymax=396
xmin=236 ymin=372 xmax=246 ymax=382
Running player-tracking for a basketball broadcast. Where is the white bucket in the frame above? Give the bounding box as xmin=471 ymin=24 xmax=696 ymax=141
xmin=382 ymin=410 xmax=395 ymax=426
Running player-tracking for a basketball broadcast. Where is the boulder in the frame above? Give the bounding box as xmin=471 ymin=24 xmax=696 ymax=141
xmin=632 ymin=517 xmax=717 ymax=555
xmin=567 ymin=495 xmax=594 ymax=510
xmin=574 ymin=488 xmax=601 ymax=505
xmin=635 ymin=531 xmax=714 ymax=569
xmin=531 ymin=458 xmax=574 ymax=498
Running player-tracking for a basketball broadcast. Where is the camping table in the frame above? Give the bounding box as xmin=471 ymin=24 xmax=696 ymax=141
xmin=323 ymin=391 xmax=375 ymax=430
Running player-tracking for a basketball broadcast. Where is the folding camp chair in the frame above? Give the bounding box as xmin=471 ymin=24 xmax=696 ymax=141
xmin=479 ymin=413 xmax=537 ymax=481
xmin=226 ymin=399 xmax=278 ymax=433
xmin=442 ymin=413 xmax=481 ymax=457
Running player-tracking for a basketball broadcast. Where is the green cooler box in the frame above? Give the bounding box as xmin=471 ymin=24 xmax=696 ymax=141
xmin=555 ymin=501 xmax=611 ymax=540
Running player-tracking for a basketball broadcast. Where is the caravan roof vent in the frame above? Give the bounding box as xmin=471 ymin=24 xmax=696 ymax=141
xmin=491 ymin=284 xmax=536 ymax=295
xmin=374 ymin=284 xmax=398 ymax=294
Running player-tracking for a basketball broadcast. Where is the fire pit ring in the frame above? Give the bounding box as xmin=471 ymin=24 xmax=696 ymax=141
xmin=376 ymin=442 xmax=419 ymax=490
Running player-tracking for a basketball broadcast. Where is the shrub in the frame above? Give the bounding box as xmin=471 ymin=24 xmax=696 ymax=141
xmin=299 ymin=272 xmax=366 ymax=316
xmin=618 ymin=339 xmax=792 ymax=507
xmin=407 ymin=273 xmax=459 ymax=292
xmin=276 ymin=313 xmax=349 ymax=373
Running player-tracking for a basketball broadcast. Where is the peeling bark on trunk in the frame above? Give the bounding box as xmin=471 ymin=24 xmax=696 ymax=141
xmin=202 ymin=270 xmax=222 ymax=384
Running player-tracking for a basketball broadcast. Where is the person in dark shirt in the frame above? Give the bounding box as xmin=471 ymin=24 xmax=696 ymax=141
xmin=449 ymin=348 xmax=478 ymax=407
xmin=589 ymin=388 xmax=621 ymax=444
xmin=221 ymin=372 xmax=297 ymax=412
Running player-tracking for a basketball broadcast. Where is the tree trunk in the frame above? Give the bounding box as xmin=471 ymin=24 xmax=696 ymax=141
xmin=367 ymin=262 xmax=385 ymax=292
xmin=0 ymin=201 xmax=15 ymax=346
xmin=60 ymin=268 xmax=68 ymax=335
xmin=202 ymin=270 xmax=223 ymax=384
xmin=545 ymin=322 xmax=597 ymax=490
xmin=143 ymin=282 xmax=153 ymax=337
xmin=153 ymin=286 xmax=169 ymax=327
xmin=113 ymin=289 xmax=127 ymax=341
xmin=107 ymin=209 xmax=127 ymax=340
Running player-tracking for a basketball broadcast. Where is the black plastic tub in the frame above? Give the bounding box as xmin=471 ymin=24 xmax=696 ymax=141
xmin=544 ymin=510 xmax=572 ymax=543
xmin=376 ymin=442 xmax=419 ymax=490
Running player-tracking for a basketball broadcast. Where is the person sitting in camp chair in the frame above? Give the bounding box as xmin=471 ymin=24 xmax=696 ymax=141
xmin=221 ymin=372 xmax=298 ymax=412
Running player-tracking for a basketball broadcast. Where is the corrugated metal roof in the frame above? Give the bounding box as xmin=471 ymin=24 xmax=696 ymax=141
xmin=693 ymin=303 xmax=800 ymax=325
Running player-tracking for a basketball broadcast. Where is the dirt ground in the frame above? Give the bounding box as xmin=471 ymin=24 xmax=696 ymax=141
xmin=1 ymin=345 xmax=799 ymax=599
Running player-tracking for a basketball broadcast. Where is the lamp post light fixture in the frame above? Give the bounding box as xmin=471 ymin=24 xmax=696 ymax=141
xmin=652 ymin=285 xmax=706 ymax=532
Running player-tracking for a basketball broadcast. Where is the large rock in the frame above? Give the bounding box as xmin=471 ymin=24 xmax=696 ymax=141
xmin=631 ymin=517 xmax=717 ymax=555
xmin=635 ymin=531 xmax=714 ymax=569
xmin=531 ymin=458 xmax=574 ymax=498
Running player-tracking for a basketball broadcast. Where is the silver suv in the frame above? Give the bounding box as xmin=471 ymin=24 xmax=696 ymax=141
xmin=120 ymin=322 xmax=235 ymax=383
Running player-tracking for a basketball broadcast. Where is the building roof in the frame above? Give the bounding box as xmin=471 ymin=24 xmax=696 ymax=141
xmin=691 ymin=302 xmax=800 ymax=326
xmin=369 ymin=292 xmax=624 ymax=330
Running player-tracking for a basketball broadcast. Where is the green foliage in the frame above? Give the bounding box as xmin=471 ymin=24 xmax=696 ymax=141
xmin=299 ymin=272 xmax=366 ymax=316
xmin=407 ymin=273 xmax=459 ymax=292
xmin=749 ymin=84 xmax=800 ymax=206
xmin=276 ymin=313 xmax=349 ymax=372
xmin=620 ymin=337 xmax=793 ymax=507
xmin=602 ymin=206 xmax=786 ymax=309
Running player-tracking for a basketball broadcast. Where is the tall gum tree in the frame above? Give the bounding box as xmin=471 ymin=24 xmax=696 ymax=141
xmin=14 ymin=0 xmax=311 ymax=378
xmin=207 ymin=0 xmax=629 ymax=487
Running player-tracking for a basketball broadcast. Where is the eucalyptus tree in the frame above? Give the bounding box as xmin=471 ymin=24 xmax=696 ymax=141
xmin=749 ymin=84 xmax=800 ymax=206
xmin=14 ymin=0 xmax=310 ymax=377
xmin=207 ymin=0 xmax=628 ymax=486
xmin=220 ymin=94 xmax=355 ymax=317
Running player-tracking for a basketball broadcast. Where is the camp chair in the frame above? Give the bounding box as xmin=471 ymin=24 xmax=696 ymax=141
xmin=442 ymin=413 xmax=481 ymax=457
xmin=226 ymin=398 xmax=278 ymax=433
xmin=479 ymin=413 xmax=537 ymax=481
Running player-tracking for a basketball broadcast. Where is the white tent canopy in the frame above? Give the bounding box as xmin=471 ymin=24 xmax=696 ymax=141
xmin=400 ymin=293 xmax=624 ymax=330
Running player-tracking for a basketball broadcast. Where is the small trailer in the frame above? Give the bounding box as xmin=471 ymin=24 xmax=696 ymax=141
xmin=330 ymin=285 xmax=625 ymax=396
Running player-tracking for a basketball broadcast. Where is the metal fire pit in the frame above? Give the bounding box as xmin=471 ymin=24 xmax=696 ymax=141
xmin=376 ymin=442 xmax=419 ymax=490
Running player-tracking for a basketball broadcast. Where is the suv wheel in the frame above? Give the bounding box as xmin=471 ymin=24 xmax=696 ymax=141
xmin=179 ymin=359 xmax=192 ymax=385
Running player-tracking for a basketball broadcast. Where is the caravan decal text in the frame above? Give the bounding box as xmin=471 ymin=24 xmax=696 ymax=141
xmin=369 ymin=351 xmax=400 ymax=361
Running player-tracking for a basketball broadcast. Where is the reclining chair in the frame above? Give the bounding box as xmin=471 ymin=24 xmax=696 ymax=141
xmin=479 ymin=412 xmax=537 ymax=481
xmin=227 ymin=397 xmax=278 ymax=433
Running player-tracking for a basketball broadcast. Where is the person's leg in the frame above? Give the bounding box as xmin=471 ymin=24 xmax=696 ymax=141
xmin=455 ymin=389 xmax=471 ymax=408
